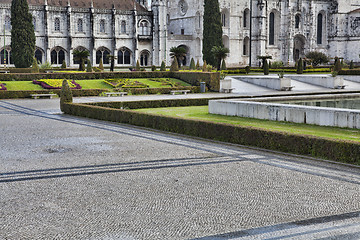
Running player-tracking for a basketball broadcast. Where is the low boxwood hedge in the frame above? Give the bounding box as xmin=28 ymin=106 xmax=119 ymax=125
xmin=62 ymin=101 xmax=360 ymax=164
xmin=0 ymin=89 xmax=107 ymax=99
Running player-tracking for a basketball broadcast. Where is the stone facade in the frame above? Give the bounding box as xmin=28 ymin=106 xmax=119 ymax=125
xmin=0 ymin=0 xmax=360 ymax=68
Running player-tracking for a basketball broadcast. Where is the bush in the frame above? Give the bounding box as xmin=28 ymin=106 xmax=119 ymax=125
xmin=32 ymin=58 xmax=39 ymax=73
xmin=190 ymin=58 xmax=196 ymax=70
xmin=220 ymin=59 xmax=226 ymax=70
xmin=271 ymin=61 xmax=284 ymax=69
xmin=297 ymin=58 xmax=303 ymax=74
xmin=196 ymin=60 xmax=200 ymax=70
xmin=61 ymin=60 xmax=67 ymax=69
xmin=170 ymin=58 xmax=179 ymax=72
xmin=245 ymin=66 xmax=250 ymax=74
xmin=350 ymin=60 xmax=354 ymax=69
xmin=151 ymin=65 xmax=156 ymax=71
xmin=60 ymin=80 xmax=73 ymax=112
xmin=86 ymin=60 xmax=92 ymax=72
xmin=160 ymin=61 xmax=166 ymax=71
xmin=334 ymin=57 xmax=342 ymax=72
xmin=263 ymin=60 xmax=269 ymax=75
xmin=99 ymin=59 xmax=104 ymax=71
xmin=305 ymin=51 xmax=330 ymax=66
xmin=202 ymin=60 xmax=207 ymax=72
xmin=135 ymin=60 xmax=140 ymax=71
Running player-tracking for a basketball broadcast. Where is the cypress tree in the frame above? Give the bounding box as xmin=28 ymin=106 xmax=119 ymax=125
xmin=160 ymin=61 xmax=166 ymax=71
xmin=220 ymin=59 xmax=226 ymax=70
xmin=202 ymin=0 xmax=223 ymax=67
xmin=190 ymin=58 xmax=196 ymax=70
xmin=202 ymin=60 xmax=207 ymax=72
xmin=196 ymin=59 xmax=200 ymax=70
xmin=86 ymin=60 xmax=92 ymax=72
xmin=297 ymin=58 xmax=303 ymax=74
xmin=170 ymin=58 xmax=179 ymax=72
xmin=334 ymin=57 xmax=342 ymax=72
xmin=31 ymin=57 xmax=39 ymax=73
xmin=99 ymin=58 xmax=104 ymax=71
xmin=11 ymin=0 xmax=36 ymax=68
xmin=61 ymin=60 xmax=67 ymax=69
xmin=135 ymin=60 xmax=140 ymax=71
xmin=263 ymin=60 xmax=269 ymax=75
xmin=350 ymin=60 xmax=354 ymax=69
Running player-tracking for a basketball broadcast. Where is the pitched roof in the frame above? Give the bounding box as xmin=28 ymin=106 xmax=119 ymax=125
xmin=0 ymin=0 xmax=148 ymax=12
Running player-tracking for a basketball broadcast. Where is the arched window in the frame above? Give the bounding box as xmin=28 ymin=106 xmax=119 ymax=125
xmin=295 ymin=14 xmax=300 ymax=29
xmin=78 ymin=19 xmax=83 ymax=32
xmin=99 ymin=19 xmax=105 ymax=33
xmin=5 ymin=16 xmax=11 ymax=31
xmin=50 ymin=47 xmax=66 ymax=64
xmin=243 ymin=9 xmax=250 ymax=28
xmin=54 ymin=18 xmax=60 ymax=31
xmin=139 ymin=20 xmax=150 ymax=35
xmin=140 ymin=51 xmax=150 ymax=66
xmin=33 ymin=18 xmax=36 ymax=31
xmin=221 ymin=10 xmax=227 ymax=27
xmin=35 ymin=49 xmax=43 ymax=63
xmin=121 ymin=21 xmax=126 ymax=34
xmin=0 ymin=49 xmax=11 ymax=64
xmin=96 ymin=47 xmax=110 ymax=64
xmin=243 ymin=37 xmax=250 ymax=56
xmin=317 ymin=13 xmax=323 ymax=44
xmin=118 ymin=48 xmax=131 ymax=64
xmin=195 ymin=12 xmax=201 ymax=29
xmin=269 ymin=12 xmax=275 ymax=45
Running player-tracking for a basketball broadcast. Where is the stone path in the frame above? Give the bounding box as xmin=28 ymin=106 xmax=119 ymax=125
xmin=1 ymin=98 xmax=360 ymax=239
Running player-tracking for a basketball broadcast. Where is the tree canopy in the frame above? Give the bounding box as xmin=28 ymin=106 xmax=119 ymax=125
xmin=211 ymin=46 xmax=229 ymax=70
xmin=202 ymin=0 xmax=223 ymax=67
xmin=11 ymin=0 xmax=36 ymax=68
xmin=170 ymin=46 xmax=187 ymax=67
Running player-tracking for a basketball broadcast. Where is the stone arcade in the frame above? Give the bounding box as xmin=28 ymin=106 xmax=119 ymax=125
xmin=0 ymin=0 xmax=359 ymax=68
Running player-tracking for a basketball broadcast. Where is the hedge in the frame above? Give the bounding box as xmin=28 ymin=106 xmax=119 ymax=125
xmin=339 ymin=69 xmax=360 ymax=75
xmin=62 ymin=102 xmax=360 ymax=164
xmin=0 ymin=89 xmax=107 ymax=99
xmin=0 ymin=71 xmax=220 ymax=91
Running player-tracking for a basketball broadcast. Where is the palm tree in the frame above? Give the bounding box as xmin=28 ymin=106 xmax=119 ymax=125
xmin=170 ymin=46 xmax=187 ymax=67
xmin=211 ymin=46 xmax=229 ymax=70
xmin=72 ymin=49 xmax=90 ymax=71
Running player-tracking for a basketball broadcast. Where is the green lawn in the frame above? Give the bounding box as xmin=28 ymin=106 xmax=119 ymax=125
xmin=76 ymin=80 xmax=113 ymax=89
xmin=134 ymin=78 xmax=191 ymax=88
xmin=2 ymin=81 xmax=44 ymax=91
xmin=135 ymin=106 xmax=360 ymax=142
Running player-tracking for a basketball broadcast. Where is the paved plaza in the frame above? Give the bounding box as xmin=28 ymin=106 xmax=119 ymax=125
xmin=1 ymin=97 xmax=360 ymax=239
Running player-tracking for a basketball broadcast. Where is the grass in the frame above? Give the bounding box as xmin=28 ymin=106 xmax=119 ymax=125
xmin=135 ymin=105 xmax=360 ymax=142
xmin=0 ymin=78 xmax=190 ymax=91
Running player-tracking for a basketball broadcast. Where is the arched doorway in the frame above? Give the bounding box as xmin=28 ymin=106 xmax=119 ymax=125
xmin=177 ymin=45 xmax=189 ymax=66
xmin=293 ymin=34 xmax=306 ymax=62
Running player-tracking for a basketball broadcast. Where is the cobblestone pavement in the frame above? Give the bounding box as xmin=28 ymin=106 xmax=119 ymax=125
xmin=1 ymin=98 xmax=360 ymax=239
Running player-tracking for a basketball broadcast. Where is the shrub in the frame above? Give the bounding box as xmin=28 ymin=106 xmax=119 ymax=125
xmin=263 ymin=60 xmax=269 ymax=75
xmin=190 ymin=58 xmax=196 ymax=70
xmin=40 ymin=61 xmax=52 ymax=70
xmin=220 ymin=59 xmax=226 ymax=70
xmin=334 ymin=57 xmax=342 ymax=72
xmin=60 ymin=80 xmax=73 ymax=112
xmin=196 ymin=60 xmax=200 ymax=70
xmin=135 ymin=60 xmax=140 ymax=71
xmin=151 ymin=65 xmax=156 ymax=71
xmin=86 ymin=60 xmax=92 ymax=72
xmin=170 ymin=58 xmax=179 ymax=72
xmin=206 ymin=64 xmax=214 ymax=72
xmin=350 ymin=60 xmax=354 ymax=69
xmin=32 ymin=57 xmax=39 ymax=73
xmin=202 ymin=60 xmax=207 ymax=72
xmin=297 ymin=58 xmax=303 ymax=74
xmin=245 ymin=66 xmax=251 ymax=74
xmin=99 ymin=59 xmax=104 ymax=71
xmin=61 ymin=60 xmax=67 ymax=69
xmin=271 ymin=61 xmax=284 ymax=69
xmin=305 ymin=51 xmax=330 ymax=66
xmin=160 ymin=61 xmax=166 ymax=71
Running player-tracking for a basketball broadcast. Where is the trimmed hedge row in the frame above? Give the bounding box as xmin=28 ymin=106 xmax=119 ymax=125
xmin=339 ymin=70 xmax=360 ymax=75
xmin=117 ymin=86 xmax=200 ymax=95
xmin=0 ymin=89 xmax=107 ymax=99
xmin=62 ymin=102 xmax=360 ymax=164
xmin=0 ymin=71 xmax=219 ymax=91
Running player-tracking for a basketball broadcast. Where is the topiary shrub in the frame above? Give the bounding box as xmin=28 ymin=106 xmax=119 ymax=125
xmin=86 ymin=60 xmax=92 ymax=72
xmin=350 ymin=60 xmax=354 ymax=69
xmin=245 ymin=66 xmax=251 ymax=74
xmin=32 ymin=57 xmax=39 ymax=73
xmin=60 ymin=79 xmax=73 ymax=112
xmin=99 ymin=58 xmax=104 ymax=71
xmin=190 ymin=58 xmax=196 ymax=70
xmin=136 ymin=60 xmax=140 ymax=71
xmin=263 ymin=60 xmax=269 ymax=75
xmin=220 ymin=59 xmax=226 ymax=70
xmin=297 ymin=58 xmax=303 ymax=74
xmin=80 ymin=59 xmax=85 ymax=72
xmin=170 ymin=58 xmax=179 ymax=72
xmin=61 ymin=60 xmax=67 ymax=69
xmin=202 ymin=60 xmax=207 ymax=72
xmin=196 ymin=60 xmax=200 ymax=70
xmin=160 ymin=61 xmax=166 ymax=71
xmin=334 ymin=57 xmax=342 ymax=72
xmin=151 ymin=65 xmax=156 ymax=71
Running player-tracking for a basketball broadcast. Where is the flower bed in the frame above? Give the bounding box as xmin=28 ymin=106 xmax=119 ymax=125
xmin=148 ymin=78 xmax=179 ymax=87
xmin=104 ymin=79 xmax=149 ymax=88
xmin=0 ymin=82 xmax=7 ymax=90
xmin=33 ymin=79 xmax=82 ymax=89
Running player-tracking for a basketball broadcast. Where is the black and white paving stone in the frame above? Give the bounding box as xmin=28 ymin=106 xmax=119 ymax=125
xmin=1 ymin=98 xmax=360 ymax=239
